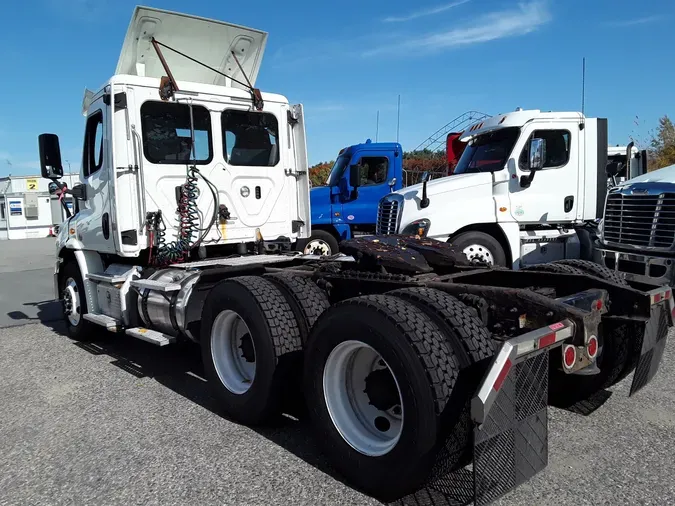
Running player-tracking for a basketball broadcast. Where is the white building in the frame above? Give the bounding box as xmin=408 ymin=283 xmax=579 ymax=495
xmin=0 ymin=173 xmax=78 ymax=240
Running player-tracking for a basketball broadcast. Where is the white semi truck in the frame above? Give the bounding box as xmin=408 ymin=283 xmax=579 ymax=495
xmin=377 ymin=109 xmax=645 ymax=270
xmin=39 ymin=6 xmax=673 ymax=504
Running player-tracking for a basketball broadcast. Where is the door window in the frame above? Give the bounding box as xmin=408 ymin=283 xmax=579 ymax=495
xmin=221 ymin=110 xmax=279 ymax=167
xmin=519 ymin=130 xmax=571 ymax=171
xmin=358 ymin=157 xmax=388 ymax=186
xmin=82 ymin=111 xmax=104 ymax=177
xmin=140 ymin=101 xmax=213 ymax=164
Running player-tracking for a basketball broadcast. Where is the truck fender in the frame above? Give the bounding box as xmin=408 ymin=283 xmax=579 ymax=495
xmin=57 ymin=247 xmax=105 ymax=315
xmin=497 ymin=222 xmax=521 ymax=270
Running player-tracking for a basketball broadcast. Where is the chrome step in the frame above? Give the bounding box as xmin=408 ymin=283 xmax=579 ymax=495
xmin=125 ymin=327 xmax=175 ymax=346
xmin=130 ymin=279 xmax=181 ymax=292
xmin=83 ymin=313 xmax=121 ymax=331
xmin=87 ymin=273 xmax=128 ymax=284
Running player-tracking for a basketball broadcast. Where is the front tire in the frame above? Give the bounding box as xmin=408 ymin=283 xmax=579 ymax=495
xmin=59 ymin=261 xmax=96 ymax=341
xmin=296 ymin=230 xmax=339 ymax=256
xmin=201 ymin=276 xmax=303 ymax=425
xmin=449 ymin=231 xmax=507 ymax=267
xmin=304 ymin=294 xmax=462 ymax=501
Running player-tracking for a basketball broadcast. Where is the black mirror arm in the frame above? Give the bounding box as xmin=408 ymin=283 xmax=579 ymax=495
xmin=520 ymin=169 xmax=537 ymax=188
xmin=421 ymin=179 xmax=430 ymax=208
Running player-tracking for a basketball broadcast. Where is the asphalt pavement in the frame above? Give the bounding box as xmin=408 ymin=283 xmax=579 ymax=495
xmin=1 ymin=238 xmax=675 ymax=505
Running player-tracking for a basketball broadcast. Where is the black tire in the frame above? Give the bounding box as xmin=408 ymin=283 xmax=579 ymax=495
xmin=295 ymin=229 xmax=339 ymax=256
xmin=551 ymin=259 xmax=628 ymax=286
xmin=385 ymin=287 xmax=495 ymax=474
xmin=304 ymin=294 xmax=462 ymax=502
xmin=59 ymin=261 xmax=97 ymax=341
xmin=520 ymin=262 xmax=585 ymax=275
xmin=265 ymin=273 xmax=330 ymax=346
xmin=200 ymin=276 xmax=302 ymax=425
xmin=449 ymin=231 xmax=507 ymax=267
xmin=386 ymin=287 xmax=494 ymax=366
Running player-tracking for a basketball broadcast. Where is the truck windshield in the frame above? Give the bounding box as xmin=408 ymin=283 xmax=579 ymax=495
xmin=327 ymin=155 xmax=350 ymax=186
xmin=453 ymin=127 xmax=520 ymax=175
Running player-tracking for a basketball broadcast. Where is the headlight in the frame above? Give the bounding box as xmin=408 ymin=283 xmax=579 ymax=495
xmin=401 ymin=219 xmax=431 ymax=237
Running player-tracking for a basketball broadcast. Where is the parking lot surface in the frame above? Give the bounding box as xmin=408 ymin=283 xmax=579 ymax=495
xmin=1 ymin=238 xmax=675 ymax=505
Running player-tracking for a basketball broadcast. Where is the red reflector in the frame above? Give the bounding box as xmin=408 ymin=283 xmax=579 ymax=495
xmin=494 ymin=358 xmax=512 ymax=392
xmin=587 ymin=336 xmax=598 ymax=359
xmin=654 ymin=293 xmax=662 ymax=303
xmin=549 ymin=322 xmax=565 ymax=331
xmin=538 ymin=332 xmax=556 ymax=349
xmin=564 ymin=346 xmax=576 ymax=368
xmin=594 ymin=299 xmax=603 ymax=311
xmin=666 ymin=291 xmax=671 ymax=300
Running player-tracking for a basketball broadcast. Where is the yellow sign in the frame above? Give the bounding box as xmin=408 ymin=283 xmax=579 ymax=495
xmin=26 ymin=178 xmax=38 ymax=191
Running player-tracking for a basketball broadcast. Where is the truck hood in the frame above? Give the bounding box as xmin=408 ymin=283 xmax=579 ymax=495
xmin=619 ymin=163 xmax=675 ymax=185
xmin=394 ymin=172 xmax=496 ymax=239
xmin=395 ymin=172 xmax=493 ymax=200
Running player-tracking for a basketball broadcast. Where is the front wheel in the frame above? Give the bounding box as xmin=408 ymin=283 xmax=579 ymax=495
xmin=295 ymin=230 xmax=339 ymax=256
xmin=59 ymin=261 xmax=96 ymax=341
xmin=449 ymin=231 xmax=507 ymax=267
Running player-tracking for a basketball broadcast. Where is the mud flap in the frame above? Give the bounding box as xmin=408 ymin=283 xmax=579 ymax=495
xmin=472 ymin=351 xmax=549 ymax=506
xmin=629 ymin=301 xmax=670 ymax=396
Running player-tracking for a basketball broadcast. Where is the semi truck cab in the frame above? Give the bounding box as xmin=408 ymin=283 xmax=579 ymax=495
xmin=377 ymin=109 xmax=610 ymax=268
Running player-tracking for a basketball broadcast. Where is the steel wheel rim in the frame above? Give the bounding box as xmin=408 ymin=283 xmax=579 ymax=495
xmin=304 ymin=239 xmax=331 ymax=256
xmin=323 ymin=340 xmax=404 ymax=457
xmin=462 ymin=244 xmax=494 ymax=266
xmin=63 ymin=277 xmax=81 ymax=326
xmin=211 ymin=310 xmax=256 ymax=395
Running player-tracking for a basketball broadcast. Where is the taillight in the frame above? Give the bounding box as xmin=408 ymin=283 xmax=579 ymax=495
xmin=563 ymin=345 xmax=576 ymax=370
xmin=587 ymin=335 xmax=599 ymax=360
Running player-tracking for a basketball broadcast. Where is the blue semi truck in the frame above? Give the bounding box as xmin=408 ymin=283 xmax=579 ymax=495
xmin=296 ymin=138 xmax=453 ymax=255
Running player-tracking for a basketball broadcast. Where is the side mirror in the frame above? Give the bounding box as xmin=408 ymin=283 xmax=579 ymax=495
xmin=520 ymin=138 xmax=546 ymax=188
xmin=388 ymin=177 xmax=397 ymax=190
xmin=38 ymin=134 xmax=64 ymax=179
xmin=421 ymin=171 xmax=431 ymax=183
xmin=48 ymin=182 xmax=59 ymax=195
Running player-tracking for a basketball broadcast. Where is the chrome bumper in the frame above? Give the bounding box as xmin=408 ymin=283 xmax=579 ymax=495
xmin=598 ymin=248 xmax=675 ymax=286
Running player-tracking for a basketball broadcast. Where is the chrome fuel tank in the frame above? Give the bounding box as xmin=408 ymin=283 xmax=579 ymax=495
xmin=136 ymin=268 xmax=204 ymax=341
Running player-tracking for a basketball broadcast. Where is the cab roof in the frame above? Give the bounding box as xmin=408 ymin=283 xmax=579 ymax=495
xmin=459 ymin=109 xmax=585 ymax=142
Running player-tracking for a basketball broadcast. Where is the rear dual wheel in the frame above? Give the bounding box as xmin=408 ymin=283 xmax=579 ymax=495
xmin=304 ymin=289 xmax=494 ymax=501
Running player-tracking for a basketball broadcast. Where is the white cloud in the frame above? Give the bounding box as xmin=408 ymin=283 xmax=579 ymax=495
xmin=604 ymin=15 xmax=661 ymax=27
xmin=364 ymin=1 xmax=552 ymax=57
xmin=383 ymin=0 xmax=471 ymax=23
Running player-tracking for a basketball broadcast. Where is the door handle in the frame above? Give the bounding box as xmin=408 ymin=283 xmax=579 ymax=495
xmin=564 ymin=196 xmax=574 ymax=213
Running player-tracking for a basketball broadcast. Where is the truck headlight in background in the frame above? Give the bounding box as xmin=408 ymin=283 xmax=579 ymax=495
xmin=401 ymin=219 xmax=431 ymax=237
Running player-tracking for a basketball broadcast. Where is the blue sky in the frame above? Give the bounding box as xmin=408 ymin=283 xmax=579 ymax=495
xmin=0 ymin=0 xmax=673 ymax=175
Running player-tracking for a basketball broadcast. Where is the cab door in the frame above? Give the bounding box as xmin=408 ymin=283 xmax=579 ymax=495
xmin=507 ymin=123 xmax=580 ymax=223
xmin=77 ymin=98 xmax=117 ymax=253
xmin=342 ymin=152 xmax=395 ymax=230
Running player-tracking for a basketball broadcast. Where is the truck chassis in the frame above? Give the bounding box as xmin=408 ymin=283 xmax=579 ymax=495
xmin=56 ymin=235 xmax=672 ymax=504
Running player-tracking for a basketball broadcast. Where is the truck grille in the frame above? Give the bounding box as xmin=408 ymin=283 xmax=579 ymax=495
xmin=603 ymin=192 xmax=675 ymax=249
xmin=376 ymin=196 xmax=402 ymax=235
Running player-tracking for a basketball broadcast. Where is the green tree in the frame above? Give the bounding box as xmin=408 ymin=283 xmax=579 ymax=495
xmin=309 ymin=161 xmax=333 ymax=187
xmin=649 ymin=115 xmax=675 ymax=171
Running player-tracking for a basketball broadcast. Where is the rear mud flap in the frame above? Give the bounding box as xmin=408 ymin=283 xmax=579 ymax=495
xmin=630 ymin=302 xmax=669 ymax=396
xmin=472 ymin=352 xmax=549 ymax=506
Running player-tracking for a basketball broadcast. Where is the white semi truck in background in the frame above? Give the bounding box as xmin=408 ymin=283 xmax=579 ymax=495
xmin=39 ymin=6 xmax=673 ymax=505
xmin=377 ymin=109 xmax=647 ymax=270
